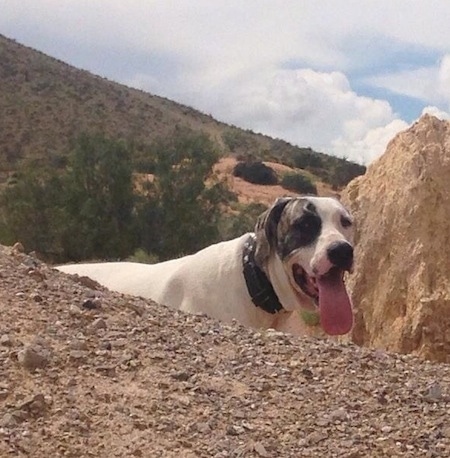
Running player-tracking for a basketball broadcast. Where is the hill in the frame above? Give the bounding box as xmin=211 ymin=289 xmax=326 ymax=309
xmin=0 ymin=34 xmax=364 ymax=188
xmin=0 ymin=243 xmax=449 ymax=457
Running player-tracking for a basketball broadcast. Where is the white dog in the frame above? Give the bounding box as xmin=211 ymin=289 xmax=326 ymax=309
xmin=57 ymin=196 xmax=354 ymax=335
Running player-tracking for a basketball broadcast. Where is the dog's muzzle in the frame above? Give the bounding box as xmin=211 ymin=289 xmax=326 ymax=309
xmin=291 ymin=240 xmax=354 ymax=336
xmin=327 ymin=241 xmax=353 ymax=271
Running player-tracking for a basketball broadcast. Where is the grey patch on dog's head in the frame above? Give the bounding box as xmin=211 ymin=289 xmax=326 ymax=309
xmin=254 ymin=197 xmax=292 ymax=266
xmin=276 ymin=198 xmax=322 ymax=259
xmin=254 ymin=196 xmax=327 ymax=265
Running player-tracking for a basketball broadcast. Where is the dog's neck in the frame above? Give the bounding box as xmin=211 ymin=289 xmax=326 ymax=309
xmin=242 ymin=234 xmax=284 ymax=314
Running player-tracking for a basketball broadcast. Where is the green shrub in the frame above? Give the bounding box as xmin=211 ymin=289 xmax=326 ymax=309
xmin=233 ymin=161 xmax=278 ymax=185
xmin=281 ymin=172 xmax=317 ymax=195
xmin=126 ymin=248 xmax=159 ymax=264
xmin=219 ymin=202 xmax=268 ymax=240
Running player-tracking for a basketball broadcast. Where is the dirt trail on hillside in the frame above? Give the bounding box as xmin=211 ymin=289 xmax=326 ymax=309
xmin=0 ymin=244 xmax=449 ymax=457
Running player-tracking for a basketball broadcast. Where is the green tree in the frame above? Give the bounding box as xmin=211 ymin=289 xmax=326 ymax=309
xmin=329 ymin=157 xmax=366 ymax=189
xmin=138 ymin=129 xmax=233 ymax=259
xmin=0 ymin=163 xmax=65 ymax=259
xmin=219 ymin=202 xmax=267 ymax=241
xmin=281 ymin=172 xmax=317 ymax=195
xmin=233 ymin=160 xmax=278 ymax=185
xmin=61 ymin=134 xmax=136 ymax=260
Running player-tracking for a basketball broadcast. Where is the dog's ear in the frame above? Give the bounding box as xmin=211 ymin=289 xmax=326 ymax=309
xmin=254 ymin=197 xmax=292 ymax=265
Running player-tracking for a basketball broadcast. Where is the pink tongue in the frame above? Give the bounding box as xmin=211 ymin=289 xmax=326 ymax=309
xmin=317 ymin=270 xmax=353 ymax=335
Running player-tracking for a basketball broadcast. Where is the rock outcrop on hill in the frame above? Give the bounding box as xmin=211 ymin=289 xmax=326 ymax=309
xmin=343 ymin=114 xmax=450 ymax=362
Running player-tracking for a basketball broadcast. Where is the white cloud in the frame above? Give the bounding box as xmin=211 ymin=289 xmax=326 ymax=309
xmin=3 ymin=1 xmax=450 ymax=75
xmin=161 ymin=67 xmax=407 ymax=164
xmin=332 ymin=119 xmax=409 ymax=164
xmin=368 ymin=54 xmax=450 ymax=110
xmin=437 ymin=55 xmax=450 ymax=108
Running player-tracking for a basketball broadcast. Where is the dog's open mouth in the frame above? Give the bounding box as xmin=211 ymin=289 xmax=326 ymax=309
xmin=292 ymin=264 xmax=318 ymax=302
xmin=292 ymin=264 xmax=353 ymax=336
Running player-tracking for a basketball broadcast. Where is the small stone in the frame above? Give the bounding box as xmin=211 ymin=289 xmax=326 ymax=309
xmin=330 ymin=407 xmax=348 ymax=421
xmin=12 ymin=242 xmax=25 ymax=253
xmin=254 ymin=442 xmax=269 ymax=457
xmin=28 ymin=269 xmax=46 ymax=281
xmin=170 ymin=371 xmax=191 ymax=382
xmin=82 ymin=298 xmax=100 ymax=310
xmin=196 ymin=422 xmax=211 ymax=433
xmin=301 ymin=368 xmax=314 ymax=379
xmin=307 ymin=431 xmax=328 ymax=445
xmin=90 ymin=318 xmax=107 ymax=331
xmin=101 ymin=341 xmax=112 ymax=351
xmin=68 ymin=339 xmax=88 ymax=351
xmin=17 ymin=345 xmax=49 ymax=371
xmin=69 ymin=351 xmax=88 ymax=363
xmin=1 ymin=409 xmax=28 ymax=427
xmin=0 ymin=334 xmax=13 ymax=347
xmin=76 ymin=275 xmax=102 ymax=290
xmin=1 ymin=412 xmax=18 ymax=427
xmin=69 ymin=305 xmax=83 ymax=319
xmin=424 ymin=382 xmax=443 ymax=402
xmin=241 ymin=421 xmax=254 ymax=431
xmin=226 ymin=425 xmax=243 ymax=436
xmin=96 ymin=365 xmax=116 ymax=377
xmin=315 ymin=418 xmax=330 ymax=427
xmin=30 ymin=293 xmax=43 ymax=303
xmin=19 ymin=394 xmax=47 ymax=416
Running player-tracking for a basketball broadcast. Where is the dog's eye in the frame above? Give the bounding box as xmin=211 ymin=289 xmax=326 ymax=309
xmin=341 ymin=215 xmax=352 ymax=228
xmin=293 ymin=214 xmax=320 ymax=232
xmin=305 ymin=202 xmax=316 ymax=213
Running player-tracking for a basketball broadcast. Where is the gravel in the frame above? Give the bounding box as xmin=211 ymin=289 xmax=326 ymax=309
xmin=0 ymin=244 xmax=449 ymax=457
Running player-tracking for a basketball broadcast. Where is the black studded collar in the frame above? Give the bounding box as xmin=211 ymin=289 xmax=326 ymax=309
xmin=242 ymin=234 xmax=284 ymax=314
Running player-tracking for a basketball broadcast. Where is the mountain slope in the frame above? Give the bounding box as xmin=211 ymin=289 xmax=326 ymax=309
xmin=0 ymin=34 xmax=364 ymax=188
xmin=0 ymin=34 xmax=229 ymax=168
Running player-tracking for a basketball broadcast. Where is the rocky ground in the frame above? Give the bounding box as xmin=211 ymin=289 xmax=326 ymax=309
xmin=0 ymin=244 xmax=449 ymax=458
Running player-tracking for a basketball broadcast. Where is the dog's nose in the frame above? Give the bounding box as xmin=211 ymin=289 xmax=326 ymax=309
xmin=327 ymin=241 xmax=353 ymax=270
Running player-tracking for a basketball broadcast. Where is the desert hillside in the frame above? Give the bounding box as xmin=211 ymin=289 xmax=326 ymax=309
xmin=0 ymin=244 xmax=449 ymax=457
xmin=0 ymin=34 xmax=364 ymax=190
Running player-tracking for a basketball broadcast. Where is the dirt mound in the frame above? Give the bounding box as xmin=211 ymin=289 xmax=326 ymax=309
xmin=343 ymin=114 xmax=450 ymax=363
xmin=0 ymin=244 xmax=449 ymax=457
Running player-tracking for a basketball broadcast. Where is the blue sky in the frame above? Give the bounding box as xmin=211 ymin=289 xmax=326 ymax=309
xmin=1 ymin=0 xmax=450 ymax=164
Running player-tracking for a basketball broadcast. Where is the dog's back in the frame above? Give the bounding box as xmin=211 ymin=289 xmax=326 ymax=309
xmin=56 ymin=235 xmax=250 ymax=319
xmin=57 ymin=261 xmax=171 ymax=300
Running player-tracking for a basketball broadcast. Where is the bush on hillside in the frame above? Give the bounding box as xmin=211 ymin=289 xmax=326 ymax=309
xmin=329 ymin=159 xmax=366 ymax=189
xmin=136 ymin=128 xmax=234 ymax=260
xmin=281 ymin=172 xmax=317 ymax=195
xmin=219 ymin=202 xmax=268 ymax=241
xmin=0 ymin=131 xmax=236 ymax=263
xmin=233 ymin=161 xmax=278 ymax=185
xmin=290 ymin=148 xmax=324 ymax=169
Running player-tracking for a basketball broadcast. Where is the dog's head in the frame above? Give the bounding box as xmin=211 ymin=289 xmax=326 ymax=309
xmin=254 ymin=196 xmax=354 ymax=335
